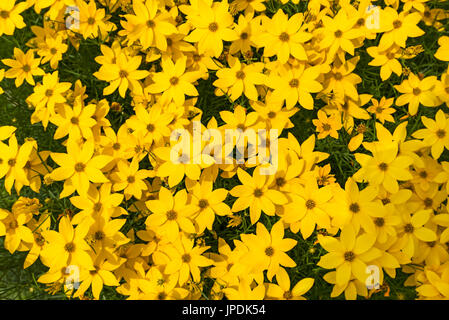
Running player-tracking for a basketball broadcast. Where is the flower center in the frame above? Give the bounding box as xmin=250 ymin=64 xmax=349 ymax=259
xmin=253 ymin=188 xmax=263 ymax=198
xmin=74 ymin=162 xmax=85 ymax=172
xmin=334 ymin=30 xmax=343 ymax=38
xmin=289 ymin=79 xmax=299 ymax=88
xmin=22 ymin=64 xmax=31 ymax=72
xmin=93 ymin=202 xmax=102 ymax=212
xmin=322 ymin=123 xmax=331 ymax=131
xmin=0 ymin=10 xmax=9 ymax=19
xmin=147 ymin=20 xmax=155 ymax=28
xmin=198 ymin=199 xmax=209 ymax=209
xmin=265 ymin=246 xmax=274 ymax=257
xmin=208 ymin=22 xmax=218 ymax=32
xmin=64 ymin=242 xmax=76 ymax=253
xmin=334 ymin=72 xmax=343 ymax=81
xmin=70 ymin=117 xmax=79 ymax=125
xmin=378 ymin=162 xmax=388 ymax=171
xmin=374 ymin=217 xmax=385 ymax=227
xmin=404 ymin=223 xmax=414 ymax=233
xmin=393 ymin=20 xmax=402 ymax=29
xmin=87 ymin=17 xmax=95 ymax=25
xmin=283 ymin=290 xmax=293 ymax=299
xmin=349 ymin=202 xmax=360 ymax=213
xmin=127 ymin=176 xmax=135 ymax=183
xmin=182 ymin=253 xmax=191 ymax=263
xmin=45 ymin=89 xmax=54 ymax=97
xmin=413 ymin=88 xmax=421 ymax=96
xmin=236 ymin=70 xmax=245 ymax=79
xmin=305 ymin=199 xmax=316 ymax=209
xmin=119 ymin=70 xmax=128 ymax=78
xmin=240 ymin=32 xmax=248 ymax=40
xmin=436 ymin=129 xmax=446 ymax=138
xmin=424 ymin=197 xmax=433 ymax=208
xmin=267 ymin=111 xmax=276 ymax=119
xmin=94 ymin=230 xmax=105 ymax=240
xmin=279 ymin=32 xmax=290 ymax=42
xmin=275 ymin=177 xmax=286 ymax=187
xmin=344 ymin=251 xmax=355 ymax=262
xmin=50 ymin=48 xmax=58 ymax=55
xmin=7 ymin=158 xmax=16 ymax=167
xmin=170 ymin=77 xmax=179 ymax=85
xmin=166 ymin=210 xmax=177 ymax=220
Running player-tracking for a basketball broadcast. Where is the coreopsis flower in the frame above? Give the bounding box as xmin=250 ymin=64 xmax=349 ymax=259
xmin=163 ymin=235 xmax=213 ymax=285
xmin=323 ymin=56 xmax=362 ymax=102
xmin=183 ymin=0 xmax=238 ymax=57
xmin=229 ymin=12 xmax=258 ymax=55
xmin=94 ymin=52 xmax=149 ymax=98
xmin=318 ymin=225 xmax=381 ymax=287
xmin=240 ymin=221 xmax=297 ymax=281
xmin=77 ymin=0 xmax=114 ymax=39
xmin=41 ymin=216 xmax=94 ymax=270
xmin=37 ymin=34 xmax=68 ymax=69
xmin=318 ymin=9 xmax=363 ymax=58
xmin=0 ymin=133 xmax=35 ymax=194
xmin=223 ymin=278 xmax=266 ymax=300
xmin=213 ymin=58 xmax=265 ymax=101
xmin=26 ymin=71 xmax=72 ymax=125
xmin=2 ymin=48 xmax=45 ymax=87
xmin=145 ymin=187 xmax=196 ymax=242
xmin=147 ymin=56 xmax=200 ymax=105
xmin=378 ymin=8 xmax=424 ymax=50
xmin=138 ymin=266 xmax=189 ymax=300
xmin=312 ymin=110 xmax=342 ymax=139
xmin=230 ymin=168 xmax=288 ymax=224
xmin=0 ymin=0 xmax=27 ymax=36
xmin=435 ymin=36 xmax=449 ymax=61
xmin=367 ymin=45 xmax=403 ymax=80
xmin=367 ymin=97 xmax=396 ymax=123
xmin=188 ymin=179 xmax=232 ymax=233
xmin=282 ymin=178 xmax=333 ymax=239
xmin=266 ymin=63 xmax=323 ymax=110
xmin=265 ymin=267 xmax=314 ymax=300
xmin=256 ymin=10 xmax=311 ymax=64
xmin=23 ymin=213 xmax=51 ymax=268
xmin=50 ymin=139 xmax=112 ymax=197
xmin=412 ymin=110 xmax=449 ymax=160
xmin=51 ymin=101 xmax=97 ymax=141
xmin=1 ymin=208 xmax=34 ymax=254
xmin=73 ymin=253 xmax=121 ymax=300
xmin=353 ymin=141 xmax=413 ymax=194
xmin=394 ymin=73 xmax=439 ymax=116
xmin=397 ymin=209 xmax=437 ymax=258
xmin=111 ymin=158 xmax=153 ymax=200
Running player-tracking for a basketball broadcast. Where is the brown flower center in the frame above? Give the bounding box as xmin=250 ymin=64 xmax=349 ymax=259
xmin=265 ymin=246 xmax=274 ymax=257
xmin=344 ymin=251 xmax=355 ymax=262
xmin=119 ymin=70 xmax=128 ymax=78
xmin=208 ymin=22 xmax=218 ymax=32
xmin=267 ymin=111 xmax=276 ymax=119
xmin=289 ymin=78 xmax=299 ymax=88
xmin=334 ymin=30 xmax=343 ymax=38
xmin=74 ymin=162 xmax=85 ymax=172
xmin=393 ymin=20 xmax=402 ymax=29
xmin=127 ymin=176 xmax=135 ymax=183
xmin=166 ymin=210 xmax=177 ymax=220
xmin=70 ymin=117 xmax=79 ymax=125
xmin=147 ymin=20 xmax=155 ymax=28
xmin=404 ymin=223 xmax=414 ymax=233
xmin=253 ymin=188 xmax=263 ymax=198
xmin=182 ymin=253 xmax=191 ymax=263
xmin=279 ymin=32 xmax=290 ymax=42
xmin=374 ymin=217 xmax=385 ymax=227
xmin=423 ymin=197 xmax=433 ymax=208
xmin=45 ymin=89 xmax=54 ymax=97
xmin=198 ymin=199 xmax=209 ymax=209
xmin=240 ymin=32 xmax=249 ymax=40
xmin=64 ymin=242 xmax=76 ymax=253
xmin=87 ymin=17 xmax=95 ymax=25
xmin=170 ymin=77 xmax=179 ymax=85
xmin=0 ymin=11 xmax=10 ymax=19
xmin=436 ymin=129 xmax=446 ymax=138
xmin=306 ymin=199 xmax=316 ymax=209
xmin=378 ymin=162 xmax=388 ymax=171
xmin=236 ymin=70 xmax=245 ymax=79
xmin=94 ymin=230 xmax=105 ymax=241
xmin=349 ymin=202 xmax=360 ymax=213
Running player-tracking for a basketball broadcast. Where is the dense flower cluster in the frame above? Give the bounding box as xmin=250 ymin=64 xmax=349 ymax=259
xmin=0 ymin=0 xmax=449 ymax=300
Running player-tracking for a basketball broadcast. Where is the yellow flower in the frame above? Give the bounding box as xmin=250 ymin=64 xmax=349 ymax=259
xmin=223 ymin=278 xmax=265 ymax=300
xmin=318 ymin=9 xmax=363 ymax=58
xmin=230 ymin=168 xmax=288 ymax=225
xmin=23 ymin=213 xmax=51 ymax=268
xmin=266 ymin=63 xmax=323 ymax=109
xmin=214 ymin=58 xmax=265 ymax=101
xmin=163 ymin=234 xmax=213 ymax=285
xmin=367 ymin=97 xmax=396 ymax=123
xmin=0 ymin=0 xmax=27 ymax=36
xmin=145 ymin=187 xmax=196 ymax=242
xmin=50 ymin=139 xmax=112 ymax=197
xmin=394 ymin=73 xmax=439 ymax=116
xmin=266 ymin=267 xmax=314 ymax=300
xmin=111 ymin=158 xmax=152 ymax=200
xmin=435 ymin=36 xmax=449 ymax=61
xmin=2 ymin=48 xmax=44 ymax=87
xmin=312 ymin=110 xmax=342 ymax=139
xmin=119 ymin=0 xmax=178 ymax=50
xmin=51 ymin=101 xmax=97 ymax=141
xmin=413 ymin=109 xmax=449 ymax=159
xmin=318 ymin=225 xmax=381 ymax=287
xmin=73 ymin=253 xmax=120 ymax=300
xmin=147 ymin=56 xmax=200 ymax=105
xmin=78 ymin=0 xmax=114 ymax=39
xmin=257 ymin=10 xmax=311 ymax=64
xmin=94 ymin=52 xmax=149 ymax=98
xmin=367 ymin=45 xmax=403 ymax=81
xmin=240 ymin=221 xmax=297 ymax=281
xmin=1 ymin=208 xmax=34 ymax=254
xmin=36 ymin=34 xmax=68 ymax=69
xmin=0 ymin=133 xmax=35 ymax=194
xmin=183 ymin=0 xmax=238 ymax=57
xmin=41 ymin=216 xmax=94 ymax=270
